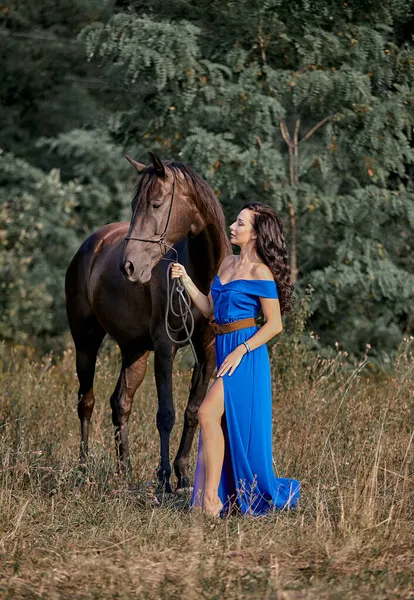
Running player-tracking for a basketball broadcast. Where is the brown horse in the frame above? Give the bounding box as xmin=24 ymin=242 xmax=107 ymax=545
xmin=65 ymin=152 xmax=231 ymax=492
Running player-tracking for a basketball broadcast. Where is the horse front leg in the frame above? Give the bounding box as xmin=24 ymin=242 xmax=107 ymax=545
xmin=110 ymin=350 xmax=150 ymax=477
xmin=153 ymin=342 xmax=177 ymax=494
xmin=174 ymin=332 xmax=216 ymax=491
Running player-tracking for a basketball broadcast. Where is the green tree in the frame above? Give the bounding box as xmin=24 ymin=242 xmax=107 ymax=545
xmin=1 ymin=0 xmax=413 ymax=362
xmin=0 ymin=0 xmax=133 ymax=348
xmin=80 ymin=0 xmax=414 ymax=361
xmin=0 ymin=151 xmax=81 ymax=344
xmin=0 ymin=0 xmax=109 ymax=168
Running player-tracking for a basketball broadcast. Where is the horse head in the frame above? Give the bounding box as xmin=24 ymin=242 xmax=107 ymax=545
xmin=120 ymin=151 xmax=229 ymax=284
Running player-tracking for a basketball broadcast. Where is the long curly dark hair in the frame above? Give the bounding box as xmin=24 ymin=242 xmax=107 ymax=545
xmin=242 ymin=202 xmax=294 ymax=315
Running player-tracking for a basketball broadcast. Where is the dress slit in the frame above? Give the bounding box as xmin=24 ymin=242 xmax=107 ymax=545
xmin=219 ymin=379 xmax=238 ymax=512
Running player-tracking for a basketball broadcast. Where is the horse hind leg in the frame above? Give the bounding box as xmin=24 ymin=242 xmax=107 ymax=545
xmin=73 ymin=319 xmax=106 ymax=461
xmin=110 ymin=350 xmax=150 ymax=477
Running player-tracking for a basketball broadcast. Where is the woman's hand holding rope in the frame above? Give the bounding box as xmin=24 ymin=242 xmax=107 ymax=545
xmin=171 ymin=262 xmax=190 ymax=283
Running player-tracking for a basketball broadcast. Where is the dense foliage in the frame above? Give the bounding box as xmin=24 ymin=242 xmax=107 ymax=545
xmin=1 ymin=0 xmax=413 ymax=364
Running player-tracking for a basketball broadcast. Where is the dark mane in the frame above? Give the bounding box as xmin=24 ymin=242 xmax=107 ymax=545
xmin=131 ymin=160 xmax=230 ymax=253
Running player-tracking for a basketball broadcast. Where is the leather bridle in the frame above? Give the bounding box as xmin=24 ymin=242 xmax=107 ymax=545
xmin=125 ymin=169 xmax=178 ymax=262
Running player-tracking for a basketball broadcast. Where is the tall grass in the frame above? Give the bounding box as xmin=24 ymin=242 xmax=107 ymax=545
xmin=0 ymin=335 xmax=413 ymax=599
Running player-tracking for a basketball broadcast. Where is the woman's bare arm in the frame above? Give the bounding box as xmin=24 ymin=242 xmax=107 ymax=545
xmin=181 ymin=276 xmax=214 ymax=319
xmin=242 ymin=263 xmax=283 ymax=351
xmin=171 ymin=256 xmax=233 ymax=319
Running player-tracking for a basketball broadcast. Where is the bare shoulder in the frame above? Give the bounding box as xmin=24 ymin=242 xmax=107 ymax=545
xmin=253 ymin=262 xmax=274 ymax=281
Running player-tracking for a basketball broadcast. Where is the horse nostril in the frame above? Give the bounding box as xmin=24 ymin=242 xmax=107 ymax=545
xmin=124 ymin=261 xmax=134 ymax=277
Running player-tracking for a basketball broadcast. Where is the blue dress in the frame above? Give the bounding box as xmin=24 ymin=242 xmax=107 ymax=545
xmin=190 ymin=274 xmax=301 ymax=516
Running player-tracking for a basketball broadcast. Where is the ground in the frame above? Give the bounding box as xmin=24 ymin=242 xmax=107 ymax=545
xmin=0 ymin=339 xmax=413 ymax=599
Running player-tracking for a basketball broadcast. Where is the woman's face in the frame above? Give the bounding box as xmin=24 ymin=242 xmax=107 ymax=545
xmin=229 ymin=208 xmax=256 ymax=246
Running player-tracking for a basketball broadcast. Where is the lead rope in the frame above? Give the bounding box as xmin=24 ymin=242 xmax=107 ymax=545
xmin=160 ymin=244 xmax=199 ymax=366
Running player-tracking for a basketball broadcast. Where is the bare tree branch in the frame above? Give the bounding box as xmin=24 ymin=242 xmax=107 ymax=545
xmin=257 ymin=24 xmax=268 ymax=66
xmin=279 ymin=118 xmax=292 ymax=148
xmin=293 ymin=118 xmax=300 ymax=185
xmin=300 ymin=114 xmax=336 ymax=144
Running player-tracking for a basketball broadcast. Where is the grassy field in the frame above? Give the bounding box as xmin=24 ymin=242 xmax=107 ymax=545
xmin=0 ymin=336 xmax=413 ymax=599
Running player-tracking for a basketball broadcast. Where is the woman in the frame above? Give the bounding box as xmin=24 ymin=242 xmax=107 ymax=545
xmin=171 ymin=202 xmax=300 ymax=517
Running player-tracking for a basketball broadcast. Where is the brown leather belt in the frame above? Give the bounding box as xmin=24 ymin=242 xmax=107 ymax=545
xmin=209 ymin=317 xmax=257 ymax=335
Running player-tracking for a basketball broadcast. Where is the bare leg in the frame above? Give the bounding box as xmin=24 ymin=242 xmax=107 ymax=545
xmin=197 ymin=377 xmax=225 ymax=516
xmin=174 ymin=332 xmax=216 ymax=491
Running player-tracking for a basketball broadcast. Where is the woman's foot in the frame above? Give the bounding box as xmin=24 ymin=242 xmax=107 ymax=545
xmin=203 ymin=496 xmax=223 ymax=518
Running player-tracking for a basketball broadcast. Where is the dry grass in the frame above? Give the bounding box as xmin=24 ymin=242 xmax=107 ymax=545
xmin=0 ymin=336 xmax=413 ymax=599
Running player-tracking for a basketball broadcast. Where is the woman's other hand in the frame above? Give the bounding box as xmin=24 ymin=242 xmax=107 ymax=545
xmin=216 ymin=345 xmax=247 ymax=377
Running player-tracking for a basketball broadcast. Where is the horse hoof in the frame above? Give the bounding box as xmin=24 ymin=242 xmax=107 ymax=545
xmin=155 ymin=482 xmax=173 ymax=495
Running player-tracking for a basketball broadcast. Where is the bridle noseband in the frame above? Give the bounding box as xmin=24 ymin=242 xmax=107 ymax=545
xmin=123 ymin=169 xmax=200 ymax=364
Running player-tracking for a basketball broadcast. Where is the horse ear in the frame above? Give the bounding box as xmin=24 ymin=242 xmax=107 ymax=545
xmin=124 ymin=155 xmax=146 ymax=173
xmin=148 ymin=151 xmax=166 ymax=177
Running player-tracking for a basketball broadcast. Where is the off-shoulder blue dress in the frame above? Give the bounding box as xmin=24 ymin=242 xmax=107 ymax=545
xmin=190 ymin=274 xmax=301 ymax=516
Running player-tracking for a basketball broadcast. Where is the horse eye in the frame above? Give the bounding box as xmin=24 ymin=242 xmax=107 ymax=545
xmin=152 ymin=202 xmax=163 ymax=209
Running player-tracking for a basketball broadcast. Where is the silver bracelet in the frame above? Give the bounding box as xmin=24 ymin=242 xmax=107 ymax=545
xmin=242 ymin=341 xmax=251 ymax=353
